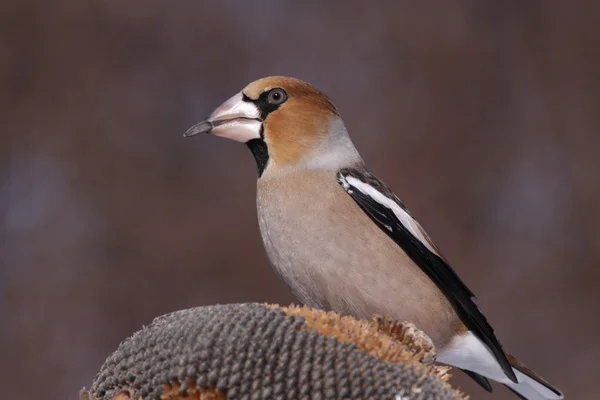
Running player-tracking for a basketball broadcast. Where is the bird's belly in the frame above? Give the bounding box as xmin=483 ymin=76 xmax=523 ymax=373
xmin=257 ymin=177 xmax=460 ymax=347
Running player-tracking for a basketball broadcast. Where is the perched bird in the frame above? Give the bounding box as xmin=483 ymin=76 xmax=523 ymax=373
xmin=184 ymin=76 xmax=563 ymax=399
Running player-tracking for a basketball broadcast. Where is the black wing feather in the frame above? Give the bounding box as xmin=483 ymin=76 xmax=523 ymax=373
xmin=337 ymin=168 xmax=517 ymax=383
xmin=462 ymin=370 xmax=493 ymax=393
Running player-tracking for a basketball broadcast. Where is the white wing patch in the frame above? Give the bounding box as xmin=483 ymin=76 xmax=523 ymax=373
xmin=342 ymin=175 xmax=440 ymax=256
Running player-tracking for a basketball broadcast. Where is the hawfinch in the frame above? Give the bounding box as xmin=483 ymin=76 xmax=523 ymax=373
xmin=184 ymin=76 xmax=563 ymax=399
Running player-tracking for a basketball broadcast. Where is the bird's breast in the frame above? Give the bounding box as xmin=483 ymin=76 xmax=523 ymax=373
xmin=256 ymin=169 xmax=460 ymax=347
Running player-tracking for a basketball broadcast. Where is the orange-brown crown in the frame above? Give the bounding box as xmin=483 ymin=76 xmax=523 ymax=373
xmin=243 ymin=76 xmax=340 ymax=167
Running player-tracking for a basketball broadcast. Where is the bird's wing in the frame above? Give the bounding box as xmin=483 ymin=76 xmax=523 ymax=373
xmin=337 ymin=167 xmax=517 ymax=383
xmin=461 ymin=370 xmax=493 ymax=393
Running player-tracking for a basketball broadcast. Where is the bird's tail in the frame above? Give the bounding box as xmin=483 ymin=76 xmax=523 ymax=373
xmin=503 ymin=354 xmax=563 ymax=400
xmin=437 ymin=332 xmax=563 ymax=399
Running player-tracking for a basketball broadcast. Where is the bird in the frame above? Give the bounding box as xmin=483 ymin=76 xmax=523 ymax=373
xmin=184 ymin=76 xmax=564 ymax=399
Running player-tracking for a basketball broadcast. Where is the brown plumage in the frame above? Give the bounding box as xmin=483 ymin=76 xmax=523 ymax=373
xmin=185 ymin=76 xmax=564 ymax=400
xmin=257 ymin=168 xmax=462 ymax=347
xmin=244 ymin=77 xmax=339 ymax=167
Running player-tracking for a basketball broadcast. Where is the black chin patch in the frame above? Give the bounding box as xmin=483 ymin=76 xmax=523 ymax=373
xmin=246 ymin=139 xmax=269 ymax=178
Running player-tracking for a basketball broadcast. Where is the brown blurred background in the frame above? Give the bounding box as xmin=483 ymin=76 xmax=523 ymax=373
xmin=1 ymin=1 xmax=598 ymax=399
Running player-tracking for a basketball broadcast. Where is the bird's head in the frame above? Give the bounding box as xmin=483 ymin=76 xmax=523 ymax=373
xmin=185 ymin=76 xmax=361 ymax=177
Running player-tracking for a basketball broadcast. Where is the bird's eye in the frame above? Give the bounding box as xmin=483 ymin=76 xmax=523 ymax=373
xmin=267 ymin=88 xmax=287 ymax=105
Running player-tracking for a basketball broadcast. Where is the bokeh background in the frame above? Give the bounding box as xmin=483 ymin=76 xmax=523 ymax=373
xmin=1 ymin=1 xmax=599 ymax=399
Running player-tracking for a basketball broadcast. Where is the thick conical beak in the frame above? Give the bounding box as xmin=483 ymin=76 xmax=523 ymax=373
xmin=184 ymin=92 xmax=262 ymax=142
